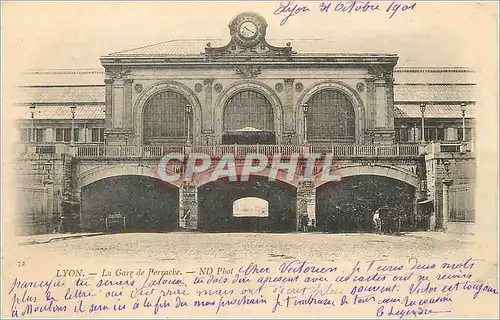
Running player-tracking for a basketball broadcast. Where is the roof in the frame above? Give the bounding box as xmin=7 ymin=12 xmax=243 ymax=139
xmin=19 ymin=86 xmax=105 ymax=104
xmin=393 ymin=67 xmax=474 ymax=84
xmin=21 ymin=69 xmax=105 ymax=86
xmin=17 ymin=105 xmax=105 ymax=120
xmin=108 ymin=39 xmax=397 ymax=57
xmin=394 ymin=84 xmax=475 ymax=102
xmin=19 ymin=83 xmax=475 ymax=105
xmin=394 ymin=104 xmax=476 ymax=119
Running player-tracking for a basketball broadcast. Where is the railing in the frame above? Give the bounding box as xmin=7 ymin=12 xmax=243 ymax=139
xmin=310 ymin=144 xmax=419 ymax=157
xmin=73 ymin=143 xmax=420 ymax=159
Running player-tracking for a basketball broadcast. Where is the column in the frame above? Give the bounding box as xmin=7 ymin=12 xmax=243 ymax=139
xmin=284 ymin=78 xmax=295 ymax=132
xmin=204 ymin=78 xmax=214 ymax=133
xmin=104 ymin=78 xmax=114 ymax=129
xmin=374 ymin=79 xmax=387 ymax=128
xmin=113 ymin=80 xmax=125 ymax=128
xmin=179 ymin=182 xmax=198 ymax=230
xmin=368 ymin=66 xmax=395 ymax=144
xmin=296 ymin=180 xmax=316 ymax=232
xmin=366 ymin=78 xmax=376 ymax=130
xmin=123 ymin=78 xmax=134 ymax=129
xmin=442 ymin=179 xmax=453 ymax=231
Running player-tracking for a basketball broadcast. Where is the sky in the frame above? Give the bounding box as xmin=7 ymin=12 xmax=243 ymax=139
xmin=1 ymin=1 xmax=497 ymax=72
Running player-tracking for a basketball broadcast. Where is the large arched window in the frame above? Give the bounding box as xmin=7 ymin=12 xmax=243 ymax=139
xmin=143 ymin=91 xmax=189 ymax=144
xmin=307 ymin=90 xmax=355 ymax=142
xmin=223 ymin=90 xmax=275 ymax=144
xmin=224 ymin=90 xmax=274 ymax=132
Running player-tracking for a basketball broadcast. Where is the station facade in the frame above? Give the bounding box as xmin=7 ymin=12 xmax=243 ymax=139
xmin=15 ymin=12 xmax=476 ymax=235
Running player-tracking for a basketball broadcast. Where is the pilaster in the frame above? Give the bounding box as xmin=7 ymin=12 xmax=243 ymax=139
xmin=123 ymin=78 xmax=134 ymax=130
xmin=180 ymin=182 xmax=198 ymax=230
xmin=203 ymin=78 xmax=214 ymax=133
xmin=104 ymin=78 xmax=114 ymax=129
xmin=283 ymin=78 xmax=295 ymax=133
xmin=296 ymin=180 xmax=316 ymax=231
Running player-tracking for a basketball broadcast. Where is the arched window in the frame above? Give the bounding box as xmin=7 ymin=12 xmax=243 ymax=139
xmin=224 ymin=90 xmax=274 ymax=133
xmin=143 ymin=91 xmax=189 ymax=144
xmin=307 ymin=90 xmax=355 ymax=142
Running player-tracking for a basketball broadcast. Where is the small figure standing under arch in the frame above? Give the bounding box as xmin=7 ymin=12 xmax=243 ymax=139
xmin=373 ymin=209 xmax=382 ymax=235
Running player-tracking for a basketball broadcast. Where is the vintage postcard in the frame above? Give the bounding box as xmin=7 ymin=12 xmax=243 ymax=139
xmin=1 ymin=1 xmax=498 ymax=318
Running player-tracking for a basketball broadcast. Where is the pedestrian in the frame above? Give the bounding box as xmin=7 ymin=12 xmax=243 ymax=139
xmin=301 ymin=213 xmax=309 ymax=232
xmin=58 ymin=215 xmax=66 ymax=233
xmin=51 ymin=213 xmax=59 ymax=234
xmin=373 ymin=209 xmax=382 ymax=235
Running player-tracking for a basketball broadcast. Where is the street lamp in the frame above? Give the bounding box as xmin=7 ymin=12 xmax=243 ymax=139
xmin=29 ymin=104 xmax=36 ymax=143
xmin=420 ymin=103 xmax=426 ymax=143
xmin=185 ymin=104 xmax=193 ymax=145
xmin=460 ymin=103 xmax=467 ymax=142
xmin=443 ymin=159 xmax=451 ymax=178
xmin=70 ymin=105 xmax=77 ymax=145
xmin=45 ymin=159 xmax=53 ymax=181
xmin=302 ymin=103 xmax=309 ymax=144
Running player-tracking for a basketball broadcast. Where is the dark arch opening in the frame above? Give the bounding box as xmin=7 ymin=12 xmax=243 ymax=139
xmin=307 ymin=89 xmax=355 ymax=143
xmin=143 ymin=90 xmax=190 ymax=144
xmin=316 ymin=176 xmax=416 ymax=233
xmin=222 ymin=90 xmax=276 ymax=145
xmin=198 ymin=176 xmax=296 ymax=232
xmin=81 ymin=175 xmax=179 ymax=232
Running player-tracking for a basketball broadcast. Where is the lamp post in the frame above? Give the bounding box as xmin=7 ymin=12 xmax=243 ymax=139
xmin=29 ymin=104 xmax=36 ymax=143
xmin=420 ymin=103 xmax=426 ymax=143
xmin=185 ymin=104 xmax=192 ymax=145
xmin=460 ymin=103 xmax=467 ymax=142
xmin=302 ymin=103 xmax=309 ymax=144
xmin=443 ymin=159 xmax=451 ymax=178
xmin=442 ymin=159 xmax=453 ymax=231
xmin=70 ymin=105 xmax=77 ymax=145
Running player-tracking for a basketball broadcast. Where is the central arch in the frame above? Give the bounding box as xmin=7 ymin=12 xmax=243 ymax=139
xmin=215 ymin=80 xmax=284 ymax=144
xmin=197 ymin=176 xmax=297 ymax=232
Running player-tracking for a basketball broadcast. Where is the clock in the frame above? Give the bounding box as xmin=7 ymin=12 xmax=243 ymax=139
xmin=239 ymin=21 xmax=258 ymax=39
xmin=230 ymin=12 xmax=267 ymax=47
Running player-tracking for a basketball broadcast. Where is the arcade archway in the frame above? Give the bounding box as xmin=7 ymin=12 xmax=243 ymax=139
xmin=80 ymin=175 xmax=179 ymax=232
xmin=316 ymin=176 xmax=416 ymax=233
xmin=198 ymin=177 xmax=296 ymax=232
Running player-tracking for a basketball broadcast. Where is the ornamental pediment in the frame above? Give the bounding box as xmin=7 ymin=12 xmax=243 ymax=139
xmin=204 ymin=12 xmax=295 ymax=58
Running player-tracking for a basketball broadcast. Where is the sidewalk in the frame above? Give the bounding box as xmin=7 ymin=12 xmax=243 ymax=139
xmin=18 ymin=232 xmax=105 ymax=246
xmin=404 ymin=231 xmax=475 ymax=243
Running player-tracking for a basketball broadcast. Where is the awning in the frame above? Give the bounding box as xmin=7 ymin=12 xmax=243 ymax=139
xmin=17 ymin=105 xmax=105 ymax=120
xmin=395 ymin=104 xmax=476 ymax=119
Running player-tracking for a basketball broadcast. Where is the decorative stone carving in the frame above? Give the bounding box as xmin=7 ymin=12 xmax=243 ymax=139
xmin=214 ymin=83 xmax=223 ymax=93
xmin=295 ymin=82 xmax=304 ymax=93
xmin=356 ymin=82 xmax=365 ymax=92
xmin=105 ymin=67 xmax=131 ymax=80
xmin=275 ymin=83 xmax=284 ymax=93
xmin=235 ymin=65 xmax=262 ymax=78
xmin=134 ymin=83 xmax=143 ymax=93
xmin=204 ymin=13 xmax=295 ymax=58
xmin=368 ymin=66 xmax=394 ymax=83
xmin=195 ymin=83 xmax=203 ymax=93
xmin=203 ymin=78 xmax=214 ymax=87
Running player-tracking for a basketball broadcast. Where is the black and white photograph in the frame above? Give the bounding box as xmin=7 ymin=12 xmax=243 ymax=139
xmin=2 ymin=1 xmax=498 ymax=318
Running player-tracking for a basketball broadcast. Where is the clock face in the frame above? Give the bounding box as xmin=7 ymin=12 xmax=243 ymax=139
xmin=239 ymin=21 xmax=258 ymax=39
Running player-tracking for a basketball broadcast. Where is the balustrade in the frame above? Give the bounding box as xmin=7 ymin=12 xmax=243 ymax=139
xmin=68 ymin=143 xmax=420 ymax=159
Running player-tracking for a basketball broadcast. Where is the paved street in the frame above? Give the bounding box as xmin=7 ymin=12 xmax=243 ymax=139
xmin=14 ymin=231 xmax=482 ymax=267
